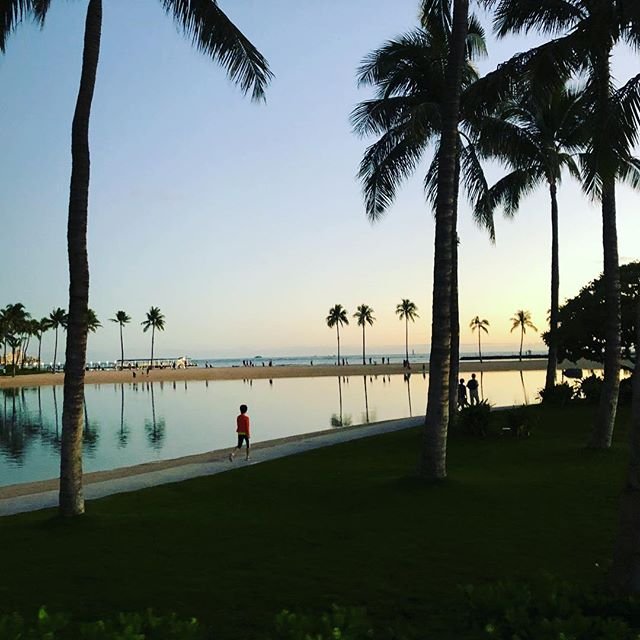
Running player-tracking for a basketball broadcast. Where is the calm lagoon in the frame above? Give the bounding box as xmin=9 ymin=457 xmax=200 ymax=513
xmin=0 ymin=369 xmax=547 ymax=487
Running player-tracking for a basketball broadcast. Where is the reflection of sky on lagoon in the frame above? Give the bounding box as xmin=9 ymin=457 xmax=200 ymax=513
xmin=0 ymin=369 xmax=552 ymax=486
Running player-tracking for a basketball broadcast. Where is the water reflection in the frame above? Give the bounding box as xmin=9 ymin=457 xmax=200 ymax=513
xmin=0 ymin=369 xmax=553 ymax=487
xmin=405 ymin=373 xmax=413 ymax=417
xmin=144 ymin=382 xmax=166 ymax=449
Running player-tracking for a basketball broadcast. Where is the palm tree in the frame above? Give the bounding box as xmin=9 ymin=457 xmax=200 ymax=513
xmin=474 ymin=84 xmax=583 ymax=395
xmin=353 ymin=304 xmax=375 ymax=365
xmin=2 ymin=0 xmax=271 ymax=517
xmin=326 ymin=305 xmax=349 ymax=366
xmin=48 ymin=308 xmax=67 ymax=373
xmin=110 ymin=311 xmax=131 ymax=369
xmin=142 ymin=307 xmax=166 ymax=369
xmin=353 ymin=0 xmax=492 ymax=478
xmin=86 ymin=308 xmax=101 ymax=333
xmin=2 ymin=304 xmax=30 ymax=375
xmin=395 ymin=299 xmax=419 ymax=364
xmin=35 ymin=317 xmax=51 ymax=372
xmin=469 ymin=316 xmax=489 ymax=362
xmin=488 ymin=0 xmax=640 ymax=448
xmin=510 ymin=310 xmax=537 ymax=362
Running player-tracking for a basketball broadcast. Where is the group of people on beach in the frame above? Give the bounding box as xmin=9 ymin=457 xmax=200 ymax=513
xmin=458 ymin=373 xmax=480 ymax=408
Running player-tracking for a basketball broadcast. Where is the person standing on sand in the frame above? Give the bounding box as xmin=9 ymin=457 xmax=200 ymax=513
xmin=467 ymin=373 xmax=480 ymax=406
xmin=229 ymin=404 xmax=250 ymax=461
xmin=457 ymin=378 xmax=468 ymax=409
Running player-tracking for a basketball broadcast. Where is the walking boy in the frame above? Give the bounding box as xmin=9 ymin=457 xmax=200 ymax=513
xmin=229 ymin=404 xmax=250 ymax=461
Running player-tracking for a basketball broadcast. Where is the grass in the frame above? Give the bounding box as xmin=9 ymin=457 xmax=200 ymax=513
xmin=0 ymin=403 xmax=632 ymax=638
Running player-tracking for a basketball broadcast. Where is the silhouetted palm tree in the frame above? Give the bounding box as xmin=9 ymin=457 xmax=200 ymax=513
xmin=487 ymin=0 xmax=640 ymax=449
xmin=353 ymin=304 xmax=375 ymax=365
xmin=326 ymin=305 xmax=349 ymax=366
xmin=1 ymin=0 xmax=272 ymax=517
xmin=469 ymin=316 xmax=489 ymax=362
xmin=35 ymin=317 xmax=51 ymax=372
xmin=86 ymin=309 xmax=101 ymax=333
xmin=110 ymin=311 xmax=131 ymax=369
xmin=142 ymin=307 xmax=165 ymax=369
xmin=475 ymin=84 xmax=583 ymax=394
xmin=510 ymin=310 xmax=537 ymax=361
xmin=48 ymin=308 xmax=67 ymax=373
xmin=395 ymin=299 xmax=419 ymax=364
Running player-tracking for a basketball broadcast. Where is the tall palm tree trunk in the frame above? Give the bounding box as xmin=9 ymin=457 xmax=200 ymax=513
xmin=53 ymin=328 xmax=59 ymax=372
xmin=545 ymin=182 xmax=560 ymax=393
xmin=119 ymin=324 xmax=124 ymax=368
xmin=11 ymin=344 xmax=16 ymax=377
xmin=151 ymin=326 xmax=155 ymax=369
xmin=589 ymin=175 xmax=621 ymax=448
xmin=336 ymin=325 xmax=341 ymax=366
xmin=608 ymin=294 xmax=640 ymax=593
xmin=59 ymin=0 xmax=102 ymax=518
xmin=448 ymin=158 xmax=461 ymax=427
xmin=478 ymin=331 xmax=482 ymax=362
xmin=37 ymin=337 xmax=42 ymax=371
xmin=519 ymin=327 xmax=524 ymax=361
xmin=419 ymin=0 xmax=468 ymax=480
xmin=405 ymin=318 xmax=409 ymax=363
xmin=362 ymin=325 xmax=366 ymax=365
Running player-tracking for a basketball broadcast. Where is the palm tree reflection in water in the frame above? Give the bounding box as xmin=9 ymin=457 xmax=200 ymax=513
xmin=404 ymin=373 xmax=413 ymax=417
xmin=117 ymin=384 xmax=129 ymax=448
xmin=362 ymin=376 xmax=370 ymax=423
xmin=331 ymin=377 xmax=352 ymax=427
xmin=145 ymin=383 xmax=166 ymax=449
xmin=520 ymin=370 xmax=529 ymax=406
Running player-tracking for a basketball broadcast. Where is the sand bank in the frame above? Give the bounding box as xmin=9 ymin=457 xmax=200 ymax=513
xmin=0 ymin=358 xmax=602 ymax=389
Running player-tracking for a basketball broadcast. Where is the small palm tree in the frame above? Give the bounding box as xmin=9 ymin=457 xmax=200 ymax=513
xmin=353 ymin=304 xmax=375 ymax=365
xmin=326 ymin=305 xmax=349 ymax=365
xmin=110 ymin=310 xmax=131 ymax=368
xmin=396 ymin=299 xmax=419 ymax=364
xmin=142 ymin=307 xmax=166 ymax=369
xmin=469 ymin=316 xmax=489 ymax=362
xmin=510 ymin=310 xmax=537 ymax=362
xmin=35 ymin=317 xmax=51 ymax=371
xmin=87 ymin=309 xmax=101 ymax=333
xmin=48 ymin=307 xmax=67 ymax=372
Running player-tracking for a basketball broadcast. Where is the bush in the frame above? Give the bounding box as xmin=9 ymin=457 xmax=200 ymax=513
xmin=0 ymin=608 xmax=207 ymax=640
xmin=456 ymin=574 xmax=640 ymax=640
xmin=538 ymin=382 xmax=575 ymax=406
xmin=273 ymin=605 xmax=373 ymax=640
xmin=457 ymin=400 xmax=492 ymax=437
xmin=577 ymin=373 xmax=604 ymax=403
xmin=500 ymin=406 xmax=533 ymax=438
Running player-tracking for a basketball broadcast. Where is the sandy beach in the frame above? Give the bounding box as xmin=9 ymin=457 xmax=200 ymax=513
xmin=0 ymin=358 xmax=600 ymax=389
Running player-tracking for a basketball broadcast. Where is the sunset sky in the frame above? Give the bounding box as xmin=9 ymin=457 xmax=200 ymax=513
xmin=2 ymin=0 xmax=639 ymax=363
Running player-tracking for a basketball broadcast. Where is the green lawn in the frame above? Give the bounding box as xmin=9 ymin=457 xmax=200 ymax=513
xmin=0 ymin=404 xmax=631 ymax=638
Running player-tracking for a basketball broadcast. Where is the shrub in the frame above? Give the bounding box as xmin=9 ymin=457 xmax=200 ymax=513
xmin=538 ymin=382 xmax=575 ymax=406
xmin=456 ymin=574 xmax=640 ymax=640
xmin=577 ymin=373 xmax=604 ymax=403
xmin=457 ymin=400 xmax=492 ymax=437
xmin=0 ymin=608 xmax=206 ymax=640
xmin=273 ymin=605 xmax=373 ymax=640
xmin=501 ymin=406 xmax=533 ymax=438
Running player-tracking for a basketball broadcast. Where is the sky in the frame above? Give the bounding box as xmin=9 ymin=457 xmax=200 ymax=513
xmin=1 ymin=0 xmax=639 ymax=363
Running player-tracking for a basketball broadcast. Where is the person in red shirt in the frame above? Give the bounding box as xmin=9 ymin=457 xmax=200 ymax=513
xmin=229 ymin=404 xmax=250 ymax=461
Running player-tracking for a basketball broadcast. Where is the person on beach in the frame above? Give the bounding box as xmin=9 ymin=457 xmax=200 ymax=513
xmin=467 ymin=373 xmax=480 ymax=406
xmin=457 ymin=378 xmax=468 ymax=409
xmin=229 ymin=404 xmax=250 ymax=461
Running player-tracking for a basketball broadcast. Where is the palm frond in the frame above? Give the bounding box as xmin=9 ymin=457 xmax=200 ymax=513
xmin=0 ymin=0 xmax=34 ymax=52
xmin=492 ymin=0 xmax=586 ymax=37
xmin=460 ymin=142 xmax=494 ymax=241
xmin=618 ymin=156 xmax=640 ymax=191
xmin=477 ymin=169 xmax=543 ymax=220
xmin=358 ymin=122 xmax=430 ymax=222
xmin=350 ymin=96 xmax=439 ymax=138
xmin=423 ymin=150 xmax=439 ymax=211
xmin=161 ymin=0 xmax=272 ymax=102
xmin=466 ymin=13 xmax=487 ymax=59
